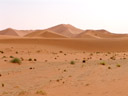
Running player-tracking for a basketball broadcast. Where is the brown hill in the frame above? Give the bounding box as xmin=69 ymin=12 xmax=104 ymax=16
xmin=76 ymin=29 xmax=128 ymax=38
xmin=46 ymin=24 xmax=83 ymax=37
xmin=25 ymin=30 xmax=67 ymax=38
xmin=0 ymin=28 xmax=19 ymax=36
xmin=0 ymin=28 xmax=34 ymax=37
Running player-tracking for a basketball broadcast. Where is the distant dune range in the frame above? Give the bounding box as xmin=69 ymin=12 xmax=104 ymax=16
xmin=76 ymin=29 xmax=128 ymax=38
xmin=0 ymin=28 xmax=34 ymax=37
xmin=25 ymin=30 xmax=67 ymax=38
xmin=1 ymin=24 xmax=128 ymax=39
xmin=46 ymin=24 xmax=84 ymax=37
xmin=1 ymin=24 xmax=128 ymax=52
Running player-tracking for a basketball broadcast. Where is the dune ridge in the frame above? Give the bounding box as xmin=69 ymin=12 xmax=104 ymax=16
xmin=0 ymin=28 xmax=34 ymax=37
xmin=76 ymin=29 xmax=128 ymax=38
xmin=1 ymin=24 xmax=128 ymax=39
xmin=25 ymin=30 xmax=67 ymax=38
xmin=46 ymin=24 xmax=83 ymax=37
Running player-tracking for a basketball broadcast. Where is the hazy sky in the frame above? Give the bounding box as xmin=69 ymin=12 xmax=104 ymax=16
xmin=0 ymin=0 xmax=128 ymax=33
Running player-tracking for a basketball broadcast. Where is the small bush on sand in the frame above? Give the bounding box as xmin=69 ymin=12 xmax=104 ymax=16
xmin=82 ymin=60 xmax=86 ymax=63
xmin=0 ymin=51 xmax=4 ymax=54
xmin=28 ymin=58 xmax=32 ymax=61
xmin=2 ymin=83 xmax=4 ymax=87
xmin=36 ymin=90 xmax=47 ymax=95
xmin=70 ymin=61 xmax=75 ymax=65
xmin=100 ymin=62 xmax=106 ymax=65
xmin=116 ymin=64 xmax=121 ymax=67
xmin=10 ymin=58 xmax=21 ymax=64
xmin=10 ymin=56 xmax=14 ymax=58
xmin=110 ymin=56 xmax=116 ymax=60
xmin=108 ymin=66 xmax=111 ymax=69
xmin=18 ymin=91 xmax=27 ymax=95
xmin=34 ymin=59 xmax=37 ymax=61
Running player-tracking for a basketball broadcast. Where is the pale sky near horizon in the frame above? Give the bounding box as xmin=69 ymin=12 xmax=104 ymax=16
xmin=0 ymin=0 xmax=128 ymax=33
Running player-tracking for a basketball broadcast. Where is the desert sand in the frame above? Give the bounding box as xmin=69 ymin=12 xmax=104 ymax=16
xmin=0 ymin=28 xmax=34 ymax=37
xmin=1 ymin=24 xmax=128 ymax=96
xmin=25 ymin=30 xmax=67 ymax=38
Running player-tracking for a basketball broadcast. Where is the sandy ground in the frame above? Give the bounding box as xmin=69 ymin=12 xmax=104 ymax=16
xmin=1 ymin=38 xmax=128 ymax=96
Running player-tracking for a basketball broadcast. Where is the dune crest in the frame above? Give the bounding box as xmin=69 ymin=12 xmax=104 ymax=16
xmin=76 ymin=29 xmax=128 ymax=38
xmin=25 ymin=30 xmax=67 ymax=38
xmin=0 ymin=28 xmax=34 ymax=37
xmin=46 ymin=24 xmax=83 ymax=37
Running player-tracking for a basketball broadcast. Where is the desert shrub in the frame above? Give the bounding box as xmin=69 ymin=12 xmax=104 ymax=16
xmin=0 ymin=51 xmax=4 ymax=53
xmin=34 ymin=59 xmax=37 ymax=61
xmin=100 ymin=62 xmax=106 ymax=65
xmin=116 ymin=64 xmax=121 ymax=67
xmin=2 ymin=56 xmax=6 ymax=58
xmin=82 ymin=60 xmax=86 ymax=63
xmin=10 ymin=56 xmax=14 ymax=58
xmin=10 ymin=58 xmax=21 ymax=64
xmin=70 ymin=61 xmax=75 ymax=65
xmin=18 ymin=91 xmax=27 ymax=95
xmin=110 ymin=56 xmax=116 ymax=60
xmin=2 ymin=83 xmax=4 ymax=87
xmin=28 ymin=58 xmax=32 ymax=61
xmin=59 ymin=51 xmax=63 ymax=53
xmin=36 ymin=90 xmax=47 ymax=95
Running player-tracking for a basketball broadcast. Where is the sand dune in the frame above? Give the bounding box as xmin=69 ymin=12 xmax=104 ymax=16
xmin=46 ymin=24 xmax=83 ymax=37
xmin=0 ymin=38 xmax=128 ymax=52
xmin=76 ymin=29 xmax=128 ymax=38
xmin=0 ymin=28 xmax=19 ymax=36
xmin=25 ymin=30 xmax=67 ymax=38
xmin=0 ymin=28 xmax=34 ymax=37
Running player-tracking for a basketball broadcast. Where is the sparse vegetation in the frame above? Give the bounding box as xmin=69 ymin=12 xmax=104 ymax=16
xmin=18 ymin=91 xmax=28 ymax=96
xmin=28 ymin=58 xmax=32 ymax=61
xmin=56 ymin=79 xmax=60 ymax=82
xmin=2 ymin=56 xmax=6 ymax=58
xmin=16 ymin=51 xmax=18 ymax=54
xmin=10 ymin=58 xmax=21 ymax=64
xmin=100 ymin=62 xmax=106 ymax=65
xmin=0 ymin=51 xmax=4 ymax=54
xmin=110 ymin=56 xmax=116 ymax=60
xmin=82 ymin=60 xmax=86 ymax=63
xmin=64 ymin=54 xmax=67 ymax=56
xmin=99 ymin=58 xmax=102 ymax=60
xmin=116 ymin=64 xmax=121 ymax=67
xmin=108 ymin=66 xmax=111 ymax=69
xmin=10 ymin=56 xmax=14 ymax=58
xmin=70 ymin=61 xmax=75 ymax=65
xmin=34 ymin=59 xmax=37 ymax=61
xmin=59 ymin=51 xmax=63 ymax=53
xmin=36 ymin=90 xmax=47 ymax=95
xmin=96 ymin=52 xmax=100 ymax=54
xmin=2 ymin=83 xmax=4 ymax=87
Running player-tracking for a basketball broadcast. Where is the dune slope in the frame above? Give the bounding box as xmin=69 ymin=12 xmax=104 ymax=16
xmin=25 ymin=30 xmax=67 ymax=38
xmin=46 ymin=24 xmax=83 ymax=37
xmin=76 ymin=29 xmax=128 ymax=38
xmin=0 ymin=38 xmax=128 ymax=52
